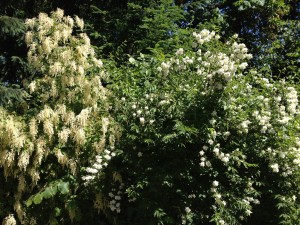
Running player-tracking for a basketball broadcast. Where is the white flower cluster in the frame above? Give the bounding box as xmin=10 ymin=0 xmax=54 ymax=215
xmin=210 ymin=179 xmax=259 ymax=223
xmin=17 ymin=151 xmax=30 ymax=172
xmin=252 ymin=109 xmax=273 ymax=134
xmin=1 ymin=111 xmax=26 ymax=151
xmin=211 ymin=187 xmax=227 ymax=207
xmin=108 ymin=184 xmax=124 ymax=213
xmin=130 ymin=93 xmax=157 ymax=126
xmin=238 ymin=120 xmax=251 ymax=134
xmin=159 ymin=61 xmax=171 ymax=76
xmin=34 ymin=104 xmax=92 ymax=148
xmin=265 ymin=148 xmax=297 ymax=177
xmin=270 ymin=163 xmax=279 ymax=173
xmin=203 ymin=53 xmax=235 ymax=88
xmin=230 ymin=42 xmax=252 ymax=62
xmin=156 ymin=30 xmax=253 ymax=93
xmin=176 ymin=48 xmax=184 ymax=55
xmin=203 ymin=128 xmax=230 ymax=165
xmin=199 ymin=145 xmax=212 ymax=167
xmin=218 ymin=219 xmax=227 ymax=225
xmin=193 ymin=29 xmax=218 ymax=44
xmin=246 ymin=81 xmax=299 ymax=136
xmin=181 ymin=207 xmax=193 ymax=225
xmin=285 ymin=87 xmax=298 ymax=115
xmin=82 ymin=149 xmax=116 ymax=183
xmin=2 ymin=214 xmax=17 ymax=225
xmin=0 ymin=109 xmax=37 ymax=182
xmin=25 ymin=8 xmax=106 ymax=106
xmin=55 ymin=148 xmax=69 ymax=166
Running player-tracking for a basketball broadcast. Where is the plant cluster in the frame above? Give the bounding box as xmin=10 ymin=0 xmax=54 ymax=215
xmin=1 ymin=9 xmax=116 ymax=224
xmin=1 ymin=8 xmax=300 ymax=225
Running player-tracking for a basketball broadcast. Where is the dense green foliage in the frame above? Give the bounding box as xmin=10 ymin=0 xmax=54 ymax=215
xmin=0 ymin=1 xmax=300 ymax=225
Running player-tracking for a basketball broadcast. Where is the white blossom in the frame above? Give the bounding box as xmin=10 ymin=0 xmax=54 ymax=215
xmin=212 ymin=181 xmax=219 ymax=187
xmin=2 ymin=214 xmax=17 ymax=225
xmin=270 ymin=163 xmax=279 ymax=173
xmin=75 ymin=16 xmax=84 ymax=30
xmin=86 ymin=167 xmax=98 ymax=174
xmin=176 ymin=48 xmax=184 ymax=55
xmin=139 ymin=117 xmax=145 ymax=124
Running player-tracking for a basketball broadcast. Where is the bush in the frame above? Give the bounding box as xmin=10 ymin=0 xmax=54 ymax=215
xmin=1 ymin=9 xmax=112 ymax=225
xmin=99 ymin=30 xmax=300 ymax=225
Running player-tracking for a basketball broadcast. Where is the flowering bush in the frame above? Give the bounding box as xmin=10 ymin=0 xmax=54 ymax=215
xmin=1 ymin=9 xmax=300 ymax=225
xmin=1 ymin=9 xmax=115 ymax=224
xmin=97 ymin=30 xmax=300 ymax=224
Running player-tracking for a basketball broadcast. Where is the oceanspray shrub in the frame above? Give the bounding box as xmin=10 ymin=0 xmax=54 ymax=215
xmin=0 ymin=9 xmax=115 ymax=224
xmin=84 ymin=30 xmax=300 ymax=224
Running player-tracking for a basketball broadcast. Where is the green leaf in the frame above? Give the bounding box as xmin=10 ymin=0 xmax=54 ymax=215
xmin=54 ymin=207 xmax=61 ymax=217
xmin=43 ymin=187 xmax=56 ymax=199
xmin=25 ymin=198 xmax=33 ymax=207
xmin=154 ymin=208 xmax=166 ymax=218
xmin=33 ymin=193 xmax=43 ymax=205
xmin=162 ymin=133 xmax=177 ymax=143
xmin=57 ymin=182 xmax=69 ymax=195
